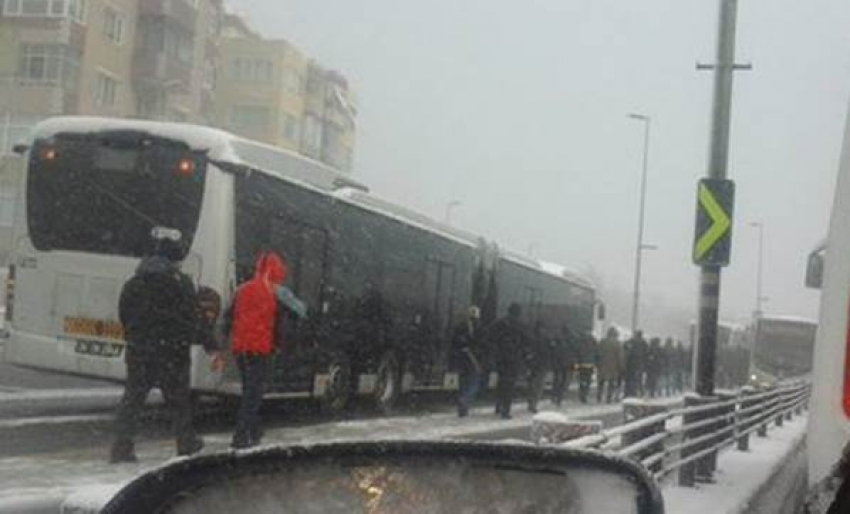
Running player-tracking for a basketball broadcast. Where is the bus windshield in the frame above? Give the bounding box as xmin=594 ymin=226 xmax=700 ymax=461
xmin=26 ymin=131 xmax=207 ymax=259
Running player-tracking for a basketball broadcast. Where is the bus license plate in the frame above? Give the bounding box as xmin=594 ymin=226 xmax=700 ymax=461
xmin=74 ymin=339 xmax=124 ymax=358
xmin=64 ymin=317 xmax=125 ymax=341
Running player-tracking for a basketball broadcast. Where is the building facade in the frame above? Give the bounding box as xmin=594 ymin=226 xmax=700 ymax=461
xmin=216 ymin=13 xmax=357 ymax=172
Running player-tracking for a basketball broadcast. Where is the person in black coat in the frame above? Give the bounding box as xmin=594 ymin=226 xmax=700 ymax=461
xmin=453 ymin=305 xmax=484 ymax=417
xmin=111 ymin=234 xmax=221 ymax=463
xmin=646 ymin=338 xmax=663 ymax=398
xmin=490 ymin=303 xmax=529 ymax=419
xmin=623 ymin=330 xmax=645 ymax=398
xmin=551 ymin=326 xmax=577 ymax=406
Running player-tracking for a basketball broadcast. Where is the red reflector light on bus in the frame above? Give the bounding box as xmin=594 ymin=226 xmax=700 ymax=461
xmin=176 ymin=158 xmax=195 ymax=177
xmin=41 ymin=147 xmax=57 ymax=161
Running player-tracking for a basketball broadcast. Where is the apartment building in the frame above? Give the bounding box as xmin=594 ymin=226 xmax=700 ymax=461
xmin=216 ymin=13 xmax=357 ymax=172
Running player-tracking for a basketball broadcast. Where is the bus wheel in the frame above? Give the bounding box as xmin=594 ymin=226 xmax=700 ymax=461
xmin=321 ymin=353 xmax=352 ymax=415
xmin=373 ymin=351 xmax=401 ymax=414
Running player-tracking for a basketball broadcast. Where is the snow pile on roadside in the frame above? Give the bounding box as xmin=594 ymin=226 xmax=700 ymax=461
xmin=662 ymin=415 xmax=807 ymax=514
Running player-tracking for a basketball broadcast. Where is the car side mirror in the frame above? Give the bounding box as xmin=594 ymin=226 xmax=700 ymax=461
xmin=806 ymin=246 xmax=825 ymax=289
xmin=101 ymin=441 xmax=664 ymax=514
xmin=12 ymin=143 xmax=29 ymax=155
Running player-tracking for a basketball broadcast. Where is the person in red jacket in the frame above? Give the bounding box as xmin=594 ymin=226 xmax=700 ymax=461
xmin=226 ymin=251 xmax=306 ymax=449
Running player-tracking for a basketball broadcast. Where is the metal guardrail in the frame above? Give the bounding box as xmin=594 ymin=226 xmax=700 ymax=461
xmin=558 ymin=381 xmax=811 ymax=486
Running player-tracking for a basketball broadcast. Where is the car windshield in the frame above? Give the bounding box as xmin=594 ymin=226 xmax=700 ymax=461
xmin=0 ymin=1 xmax=841 ymax=513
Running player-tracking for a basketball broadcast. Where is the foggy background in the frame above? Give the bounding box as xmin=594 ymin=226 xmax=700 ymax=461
xmin=229 ymin=0 xmax=850 ymax=338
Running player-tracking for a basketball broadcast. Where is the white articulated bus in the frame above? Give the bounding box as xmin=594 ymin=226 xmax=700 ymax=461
xmin=3 ymin=116 xmax=602 ymax=413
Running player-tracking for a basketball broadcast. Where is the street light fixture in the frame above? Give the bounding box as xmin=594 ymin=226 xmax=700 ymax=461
xmin=749 ymin=221 xmax=766 ymax=318
xmin=444 ymin=200 xmax=462 ymax=224
xmin=627 ymin=113 xmax=652 ymax=333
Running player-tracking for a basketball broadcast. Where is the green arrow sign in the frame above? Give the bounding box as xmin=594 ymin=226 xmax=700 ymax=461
xmin=693 ymin=178 xmax=735 ymax=266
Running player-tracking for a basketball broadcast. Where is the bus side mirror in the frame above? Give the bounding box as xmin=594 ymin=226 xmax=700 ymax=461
xmin=806 ymin=248 xmax=825 ymax=289
xmin=597 ymin=303 xmax=606 ymax=321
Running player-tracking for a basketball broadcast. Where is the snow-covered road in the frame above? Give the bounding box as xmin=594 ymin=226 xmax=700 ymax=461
xmin=0 ymin=398 xmax=627 ymax=511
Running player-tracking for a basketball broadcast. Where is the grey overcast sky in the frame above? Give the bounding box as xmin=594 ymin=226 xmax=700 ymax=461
xmin=233 ymin=0 xmax=850 ymax=328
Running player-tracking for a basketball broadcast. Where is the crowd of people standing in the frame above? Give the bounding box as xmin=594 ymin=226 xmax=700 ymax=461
xmin=452 ymin=306 xmax=694 ymax=420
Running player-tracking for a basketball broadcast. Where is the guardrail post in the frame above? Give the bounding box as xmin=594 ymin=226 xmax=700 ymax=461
xmin=710 ymin=391 xmax=737 ymax=475
xmin=757 ymin=388 xmax=773 ymax=438
xmin=622 ymin=399 xmax=668 ymax=474
xmin=678 ymin=394 xmax=719 ymax=486
xmin=737 ymin=386 xmax=756 ymax=452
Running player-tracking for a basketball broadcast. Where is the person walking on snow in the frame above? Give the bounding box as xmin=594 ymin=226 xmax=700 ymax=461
xmin=111 ymin=230 xmax=222 ymax=463
xmin=225 ymin=251 xmax=307 ymax=449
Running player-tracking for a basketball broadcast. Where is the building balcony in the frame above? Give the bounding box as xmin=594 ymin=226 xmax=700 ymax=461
xmin=138 ymin=0 xmax=198 ymax=32
xmin=132 ymin=50 xmax=192 ymax=92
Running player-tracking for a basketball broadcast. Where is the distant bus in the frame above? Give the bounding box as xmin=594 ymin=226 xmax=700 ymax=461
xmin=2 ymin=117 xmax=601 ymax=413
xmin=750 ymin=316 xmax=817 ymax=380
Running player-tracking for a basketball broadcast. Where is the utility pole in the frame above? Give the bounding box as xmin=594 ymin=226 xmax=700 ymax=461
xmin=628 ymin=113 xmax=652 ymax=333
xmin=695 ymin=0 xmax=751 ymax=397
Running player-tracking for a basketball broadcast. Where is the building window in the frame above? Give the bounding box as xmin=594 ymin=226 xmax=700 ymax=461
xmin=94 ymin=71 xmax=118 ymax=107
xmin=300 ymin=114 xmax=322 ymax=157
xmin=229 ymin=58 xmax=273 ymax=84
xmin=230 ymin=105 xmax=270 ymax=137
xmin=280 ymin=112 xmax=299 ymax=142
xmin=17 ymin=44 xmax=81 ymax=86
xmin=3 ymin=0 xmax=86 ymax=23
xmin=102 ymin=6 xmax=124 ymax=45
xmin=282 ymin=68 xmax=303 ymax=95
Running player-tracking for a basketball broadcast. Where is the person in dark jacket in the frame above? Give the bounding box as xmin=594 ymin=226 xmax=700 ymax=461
xmin=675 ymin=341 xmax=688 ymax=393
xmin=623 ymin=330 xmax=644 ymax=398
xmin=526 ymin=321 xmax=552 ymax=414
xmin=453 ymin=305 xmax=484 ymax=417
xmin=490 ymin=303 xmax=528 ymax=419
xmin=110 ymin=232 xmax=220 ymax=463
xmin=576 ymin=331 xmax=598 ymax=404
xmin=225 ymin=251 xmax=307 ymax=449
xmin=551 ymin=326 xmax=577 ymax=406
xmin=646 ymin=338 xmax=663 ymax=398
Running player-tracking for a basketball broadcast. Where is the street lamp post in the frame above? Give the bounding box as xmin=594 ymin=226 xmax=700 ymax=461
xmin=749 ymin=221 xmax=765 ymax=318
xmin=628 ymin=113 xmax=652 ymax=333
xmin=444 ymin=200 xmax=461 ymax=224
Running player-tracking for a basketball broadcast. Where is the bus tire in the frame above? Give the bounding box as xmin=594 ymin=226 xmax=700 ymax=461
xmin=320 ymin=353 xmax=352 ymax=415
xmin=373 ymin=350 xmax=401 ymax=414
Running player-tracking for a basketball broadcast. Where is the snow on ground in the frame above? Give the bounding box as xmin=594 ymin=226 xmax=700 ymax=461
xmin=0 ymin=397 xmax=627 ymax=508
xmin=662 ymin=414 xmax=808 ymax=514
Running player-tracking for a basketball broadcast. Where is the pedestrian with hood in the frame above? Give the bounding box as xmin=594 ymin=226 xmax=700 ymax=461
xmin=453 ymin=305 xmax=484 ymax=417
xmin=111 ymin=228 xmax=222 ymax=463
xmin=225 ymin=251 xmax=307 ymax=449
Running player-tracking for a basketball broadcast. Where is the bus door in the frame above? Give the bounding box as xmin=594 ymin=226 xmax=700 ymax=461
xmin=423 ymin=259 xmax=456 ymax=380
xmin=268 ymin=217 xmax=329 ymax=392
